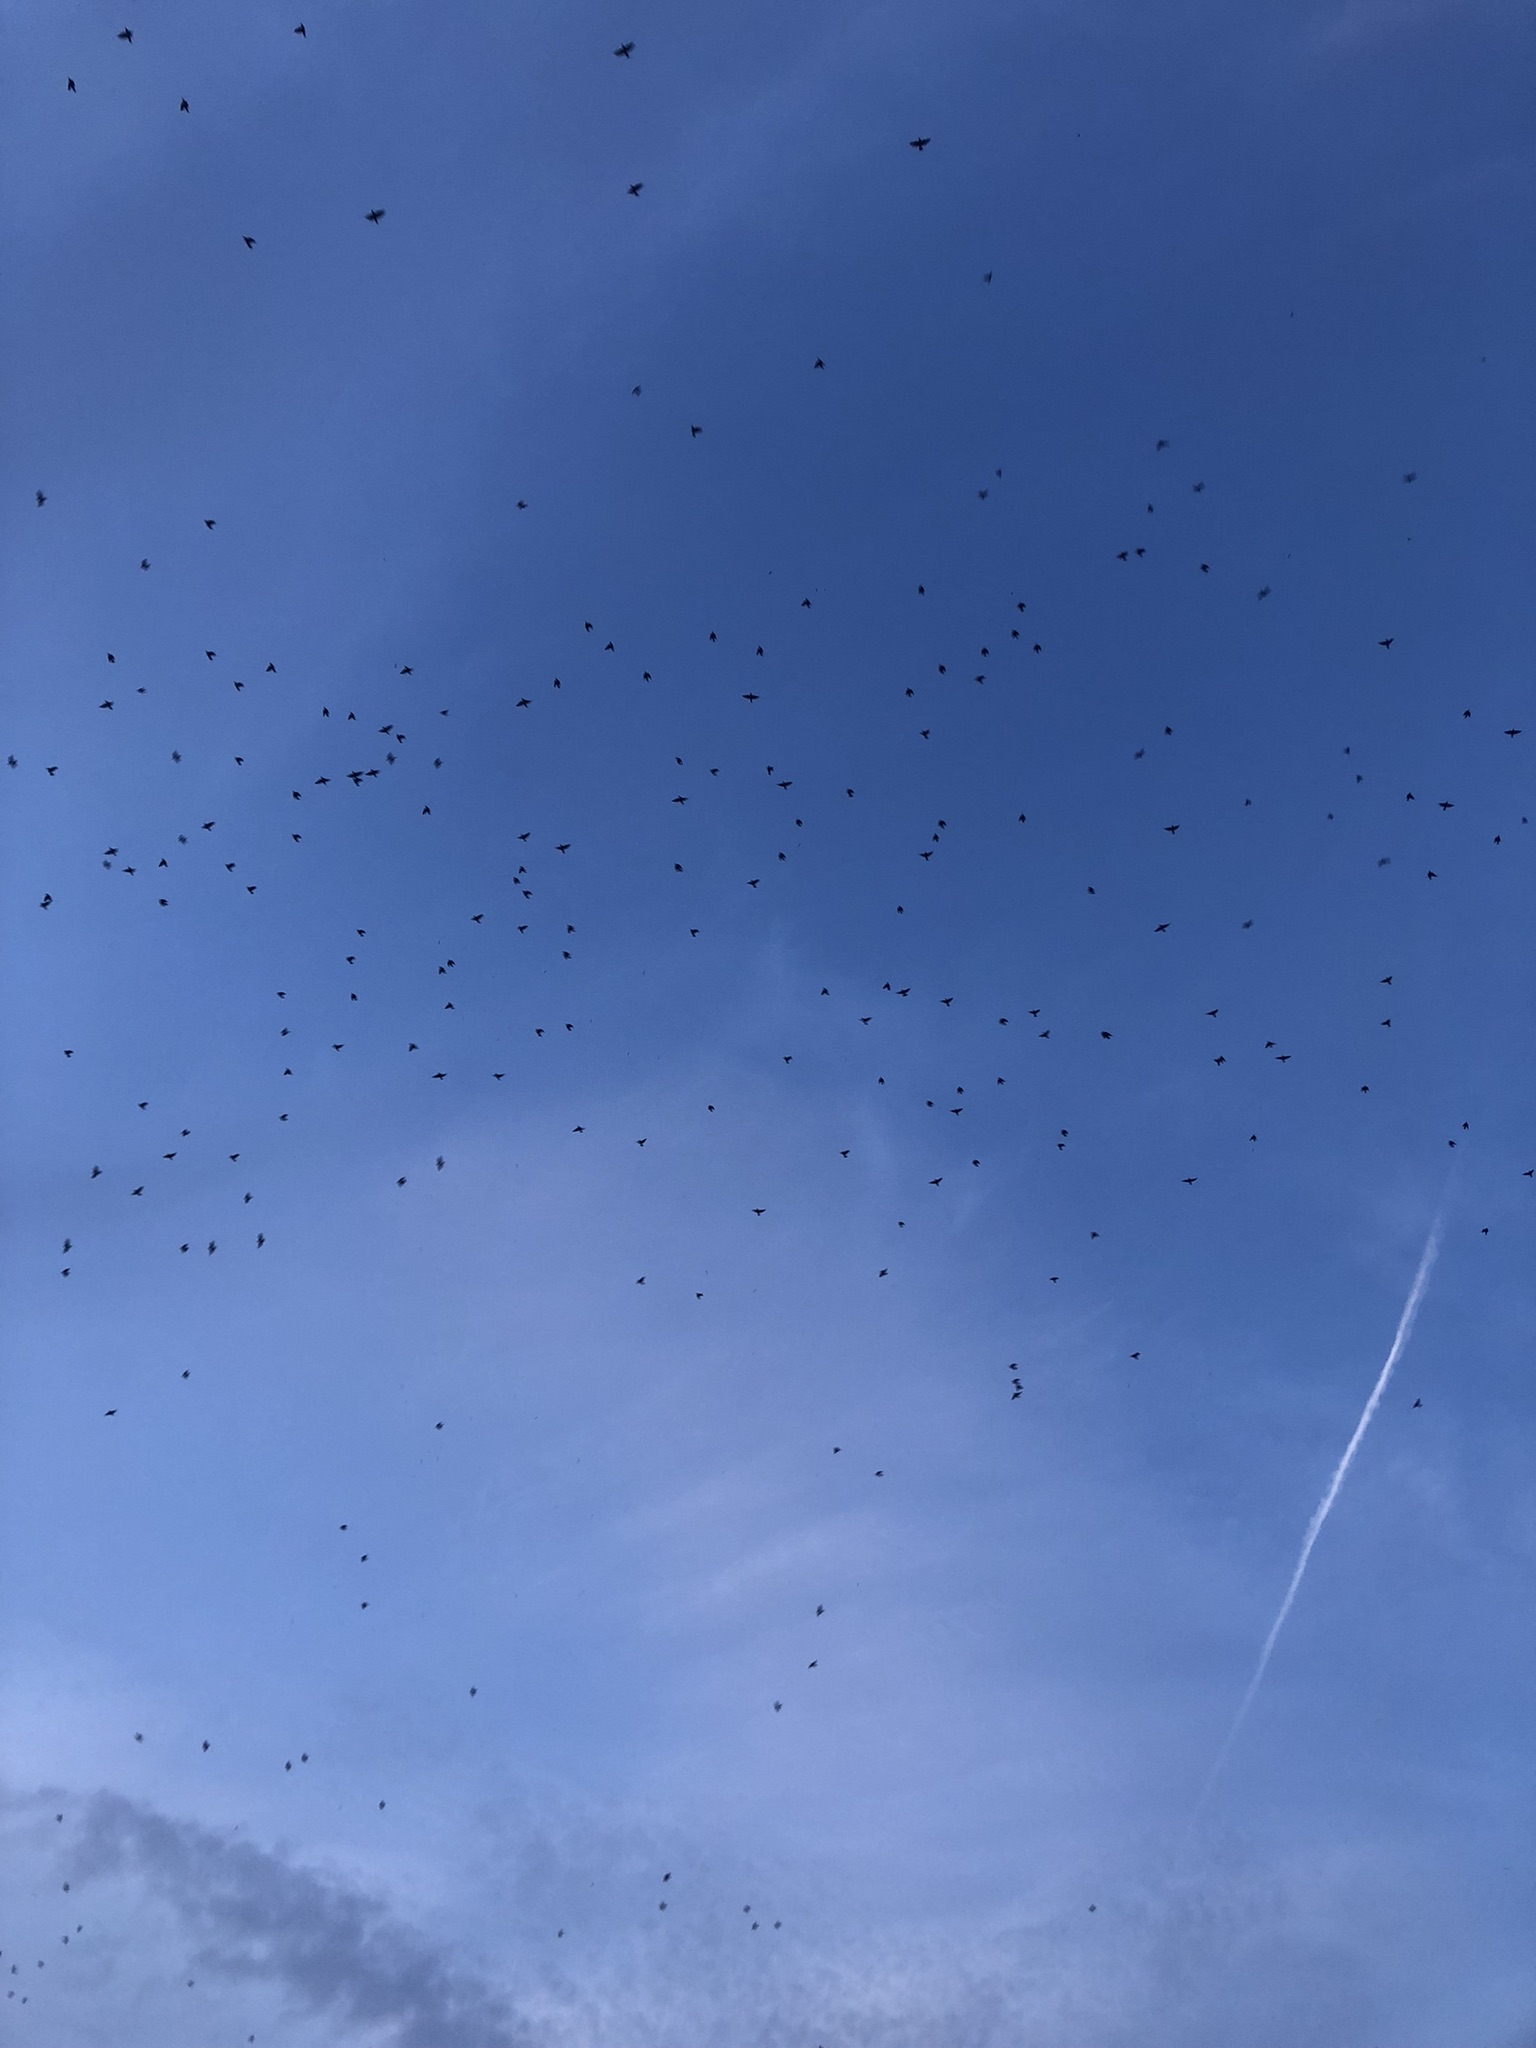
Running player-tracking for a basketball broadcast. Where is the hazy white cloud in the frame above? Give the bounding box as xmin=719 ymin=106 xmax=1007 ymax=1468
xmin=1310 ymin=0 xmax=1511 ymax=49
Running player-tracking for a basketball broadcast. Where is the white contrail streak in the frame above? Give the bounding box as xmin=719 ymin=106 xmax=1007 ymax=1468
xmin=1196 ymin=1219 xmax=1442 ymax=1815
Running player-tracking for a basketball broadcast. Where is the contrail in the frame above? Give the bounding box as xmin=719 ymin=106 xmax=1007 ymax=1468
xmin=1195 ymin=1218 xmax=1442 ymax=1816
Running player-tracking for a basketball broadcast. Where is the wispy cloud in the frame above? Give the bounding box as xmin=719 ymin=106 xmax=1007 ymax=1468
xmin=4 ymin=1777 xmax=1525 ymax=2047
xmin=66 ymin=1791 xmax=524 ymax=2048
xmin=1310 ymin=0 xmax=1511 ymax=50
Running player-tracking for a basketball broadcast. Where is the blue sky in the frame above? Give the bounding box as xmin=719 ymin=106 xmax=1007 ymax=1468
xmin=2 ymin=0 xmax=1534 ymax=2041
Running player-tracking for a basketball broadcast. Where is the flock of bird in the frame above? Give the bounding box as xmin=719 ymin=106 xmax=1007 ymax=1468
xmin=7 ymin=10 xmax=1530 ymax=2032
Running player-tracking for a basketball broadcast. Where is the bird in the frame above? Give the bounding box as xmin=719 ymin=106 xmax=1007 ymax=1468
xmin=909 ymin=136 xmax=931 ymax=150
xmin=614 ymin=41 xmax=634 ymax=56
xmin=117 ymin=27 xmax=133 ymax=41
xmin=627 ymin=182 xmax=643 ymax=196
xmin=365 ymin=209 xmax=385 ymax=223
